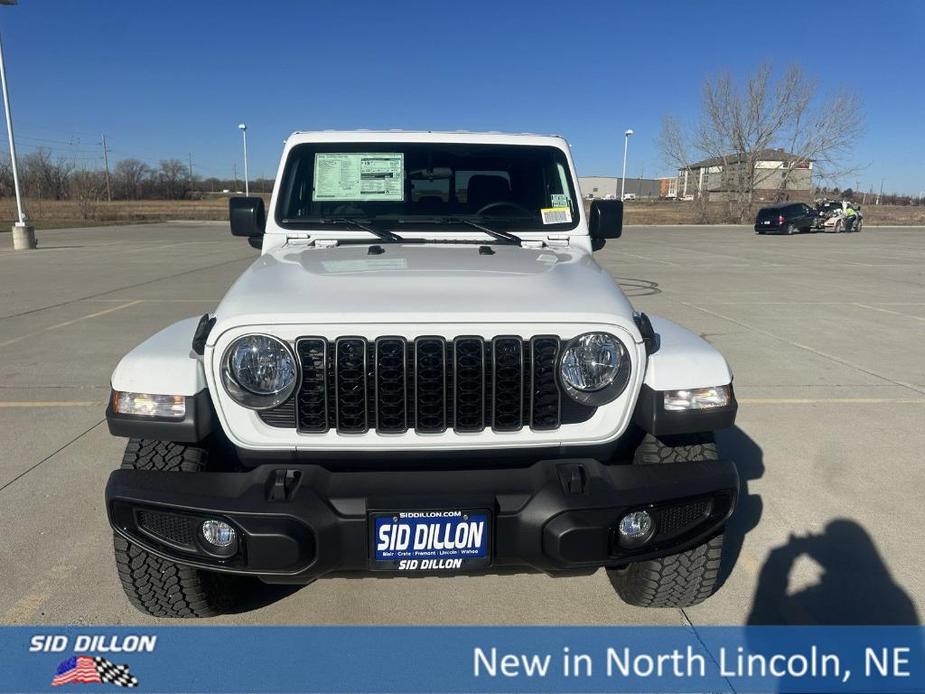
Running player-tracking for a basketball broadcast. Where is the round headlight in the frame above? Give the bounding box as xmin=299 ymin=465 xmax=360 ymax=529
xmin=221 ymin=334 xmax=297 ymax=409
xmin=559 ymin=332 xmax=630 ymax=405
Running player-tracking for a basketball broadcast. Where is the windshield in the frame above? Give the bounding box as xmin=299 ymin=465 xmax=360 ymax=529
xmin=275 ymin=142 xmax=579 ymax=231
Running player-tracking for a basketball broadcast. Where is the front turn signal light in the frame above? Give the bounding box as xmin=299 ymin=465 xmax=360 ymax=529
xmin=111 ymin=391 xmax=186 ymax=419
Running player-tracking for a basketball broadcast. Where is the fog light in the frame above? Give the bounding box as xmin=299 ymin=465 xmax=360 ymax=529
xmin=201 ymin=520 xmax=236 ymax=548
xmin=617 ymin=511 xmax=654 ymax=548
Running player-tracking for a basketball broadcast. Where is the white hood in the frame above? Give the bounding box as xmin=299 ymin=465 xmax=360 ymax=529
xmin=211 ymin=243 xmax=638 ymax=332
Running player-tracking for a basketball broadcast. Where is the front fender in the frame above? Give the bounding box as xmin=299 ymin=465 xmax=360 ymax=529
xmin=108 ymin=317 xmax=214 ymax=443
xmin=111 ymin=317 xmax=207 ymax=396
xmin=633 ymin=315 xmax=736 ymax=436
xmin=644 ymin=315 xmax=733 ymax=391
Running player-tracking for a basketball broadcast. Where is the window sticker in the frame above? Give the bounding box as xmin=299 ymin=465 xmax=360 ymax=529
xmin=540 ymin=207 xmax=572 ymax=224
xmin=313 ymin=153 xmax=404 ymax=202
xmin=550 ymin=193 xmax=570 ymax=208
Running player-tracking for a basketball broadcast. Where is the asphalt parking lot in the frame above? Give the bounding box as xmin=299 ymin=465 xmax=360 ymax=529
xmin=1 ymin=221 xmax=923 ymax=626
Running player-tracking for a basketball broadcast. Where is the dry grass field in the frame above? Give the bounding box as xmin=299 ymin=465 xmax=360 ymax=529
xmin=1 ymin=196 xmax=923 ymax=230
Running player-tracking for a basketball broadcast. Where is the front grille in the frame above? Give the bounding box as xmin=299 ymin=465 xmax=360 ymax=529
xmin=259 ymin=335 xmax=593 ymax=434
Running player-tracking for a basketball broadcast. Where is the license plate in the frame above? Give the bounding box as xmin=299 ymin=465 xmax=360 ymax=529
xmin=370 ymin=510 xmax=490 ymax=571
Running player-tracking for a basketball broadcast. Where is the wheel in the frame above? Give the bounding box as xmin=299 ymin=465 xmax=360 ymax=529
xmin=835 ymin=219 xmax=845 ymax=233
xmin=786 ymin=223 xmax=796 ymax=235
xmin=112 ymin=439 xmax=243 ymax=618
xmin=608 ymin=433 xmax=725 ymax=608
xmin=854 ymin=219 xmax=863 ymax=232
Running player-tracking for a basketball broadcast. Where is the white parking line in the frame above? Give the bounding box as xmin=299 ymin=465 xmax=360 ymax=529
xmin=0 ymin=401 xmax=102 ymax=408
xmin=739 ymin=397 xmax=925 ymax=404
xmin=0 ymin=300 xmax=144 ymax=348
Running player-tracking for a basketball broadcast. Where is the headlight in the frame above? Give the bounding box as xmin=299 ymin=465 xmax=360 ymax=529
xmin=559 ymin=332 xmax=631 ymax=406
xmin=221 ymin=334 xmax=298 ymax=409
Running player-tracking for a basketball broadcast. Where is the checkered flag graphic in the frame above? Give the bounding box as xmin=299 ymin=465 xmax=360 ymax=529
xmin=94 ymin=657 xmax=139 ymax=688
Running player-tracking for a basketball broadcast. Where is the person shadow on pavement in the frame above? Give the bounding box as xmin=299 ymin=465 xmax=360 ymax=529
xmin=747 ymin=518 xmax=919 ymax=624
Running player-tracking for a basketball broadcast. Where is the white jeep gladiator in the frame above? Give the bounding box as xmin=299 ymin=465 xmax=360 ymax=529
xmin=105 ymin=131 xmax=739 ymax=618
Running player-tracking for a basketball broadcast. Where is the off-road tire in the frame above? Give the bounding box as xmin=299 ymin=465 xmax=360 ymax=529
xmin=112 ymin=439 xmax=239 ymax=618
xmin=609 ymin=433 xmax=725 ymax=608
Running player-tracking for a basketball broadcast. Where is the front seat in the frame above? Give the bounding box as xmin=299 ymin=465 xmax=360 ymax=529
xmin=466 ymin=175 xmax=511 ymax=212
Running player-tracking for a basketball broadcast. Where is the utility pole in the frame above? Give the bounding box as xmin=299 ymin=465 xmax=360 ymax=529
xmin=877 ymin=179 xmax=883 ymax=205
xmin=0 ymin=17 xmax=34 ymax=249
xmin=238 ymin=123 xmax=249 ymax=196
xmin=233 ymin=162 xmax=238 ymax=192
xmin=188 ymin=152 xmax=193 ymax=182
xmin=100 ymin=134 xmax=112 ymax=201
xmin=620 ymin=129 xmax=633 ymax=201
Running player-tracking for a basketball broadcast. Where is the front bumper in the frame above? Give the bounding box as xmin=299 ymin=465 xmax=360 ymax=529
xmin=106 ymin=457 xmax=738 ymax=582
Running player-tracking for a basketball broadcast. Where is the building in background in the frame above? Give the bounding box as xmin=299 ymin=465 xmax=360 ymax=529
xmin=578 ymin=176 xmax=662 ymax=200
xmin=677 ymin=149 xmax=813 ymax=202
xmin=659 ymin=176 xmax=678 ymax=199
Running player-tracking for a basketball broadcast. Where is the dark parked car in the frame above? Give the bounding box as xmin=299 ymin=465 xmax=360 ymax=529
xmin=754 ymin=202 xmax=815 ymax=235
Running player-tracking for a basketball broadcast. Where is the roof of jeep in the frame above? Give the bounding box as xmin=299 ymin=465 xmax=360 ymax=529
xmin=285 ymin=130 xmax=570 ymax=148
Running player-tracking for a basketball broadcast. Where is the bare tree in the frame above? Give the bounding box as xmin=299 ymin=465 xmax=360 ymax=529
xmin=70 ymin=170 xmax=108 ymax=219
xmin=113 ymin=158 xmax=150 ymax=200
xmin=659 ymin=63 xmax=863 ymax=222
xmin=156 ymin=159 xmax=188 ymax=200
xmin=20 ymin=148 xmax=74 ymax=200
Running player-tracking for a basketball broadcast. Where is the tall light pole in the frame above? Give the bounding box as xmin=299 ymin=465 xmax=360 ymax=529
xmin=238 ymin=123 xmax=249 ymax=196
xmin=620 ymin=129 xmax=634 ymax=201
xmin=0 ymin=0 xmax=35 ymax=250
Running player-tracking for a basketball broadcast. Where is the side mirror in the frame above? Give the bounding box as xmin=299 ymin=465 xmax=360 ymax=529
xmin=229 ymin=197 xmax=266 ymax=239
xmin=588 ymin=200 xmax=623 ymax=250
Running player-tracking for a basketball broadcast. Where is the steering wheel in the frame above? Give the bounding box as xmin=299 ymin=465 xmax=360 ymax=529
xmin=475 ymin=201 xmax=533 ymax=217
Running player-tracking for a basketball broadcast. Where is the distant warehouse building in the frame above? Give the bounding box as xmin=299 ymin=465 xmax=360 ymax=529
xmin=676 ymin=149 xmax=813 ymax=202
xmin=578 ymin=176 xmax=662 ymax=199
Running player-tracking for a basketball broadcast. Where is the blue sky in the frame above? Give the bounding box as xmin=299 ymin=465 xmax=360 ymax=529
xmin=3 ymin=0 xmax=924 ymax=194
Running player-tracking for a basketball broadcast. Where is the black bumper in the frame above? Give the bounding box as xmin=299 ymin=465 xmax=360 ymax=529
xmin=106 ymin=457 xmax=738 ymax=582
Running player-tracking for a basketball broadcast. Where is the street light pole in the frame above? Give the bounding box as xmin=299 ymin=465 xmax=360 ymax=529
xmin=620 ymin=129 xmax=634 ymax=201
xmin=238 ymin=123 xmax=249 ymax=196
xmin=0 ymin=9 xmax=35 ymax=249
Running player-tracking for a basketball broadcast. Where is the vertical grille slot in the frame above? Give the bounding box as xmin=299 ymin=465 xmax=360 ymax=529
xmin=335 ymin=338 xmax=368 ymax=433
xmin=296 ymin=338 xmax=328 ymax=432
xmin=453 ymin=337 xmax=485 ymax=432
xmin=492 ymin=336 xmax=524 ymax=431
xmin=530 ymin=336 xmax=562 ymax=430
xmin=415 ymin=337 xmax=447 ymax=433
xmin=375 ymin=338 xmax=407 ymax=433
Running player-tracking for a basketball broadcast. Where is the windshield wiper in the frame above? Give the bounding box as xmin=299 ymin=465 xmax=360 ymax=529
xmin=392 ymin=216 xmax=522 ymax=245
xmin=282 ymin=217 xmax=403 ymax=243
xmin=454 ymin=218 xmax=523 ymax=245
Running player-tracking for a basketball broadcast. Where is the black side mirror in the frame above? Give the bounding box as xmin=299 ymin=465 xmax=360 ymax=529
xmin=229 ymin=197 xmax=266 ymax=240
xmin=588 ymin=199 xmax=623 ymax=250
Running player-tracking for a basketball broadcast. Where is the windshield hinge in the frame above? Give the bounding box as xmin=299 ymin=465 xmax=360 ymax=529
xmin=544 ymin=234 xmax=570 ymax=247
xmin=312 ymin=238 xmax=340 ymax=248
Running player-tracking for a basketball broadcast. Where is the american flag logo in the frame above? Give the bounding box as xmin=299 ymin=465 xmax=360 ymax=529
xmin=51 ymin=655 xmax=139 ymax=688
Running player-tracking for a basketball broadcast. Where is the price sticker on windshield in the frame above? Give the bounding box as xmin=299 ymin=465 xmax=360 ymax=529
xmin=541 ymin=207 xmax=572 ymax=224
